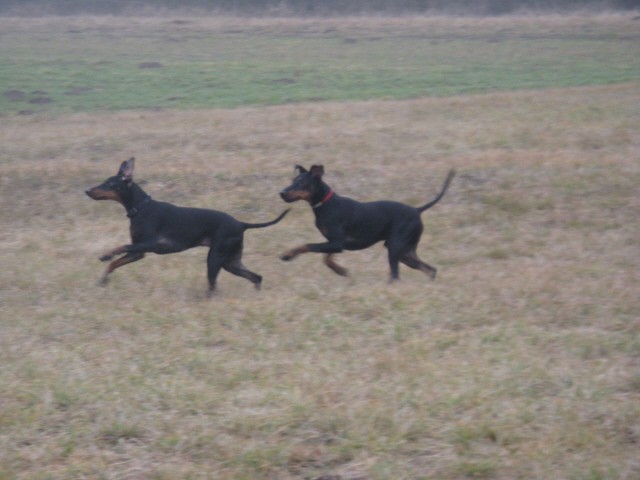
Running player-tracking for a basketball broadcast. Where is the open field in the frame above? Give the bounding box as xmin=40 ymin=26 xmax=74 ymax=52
xmin=1 ymin=14 xmax=640 ymax=115
xmin=1 ymin=14 xmax=640 ymax=480
xmin=1 ymin=80 xmax=639 ymax=478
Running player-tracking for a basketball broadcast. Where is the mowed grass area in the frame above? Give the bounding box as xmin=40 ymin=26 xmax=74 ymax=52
xmin=1 ymin=80 xmax=639 ymax=478
xmin=1 ymin=14 xmax=640 ymax=115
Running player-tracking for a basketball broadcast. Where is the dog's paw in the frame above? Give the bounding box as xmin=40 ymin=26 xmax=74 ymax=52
xmin=280 ymin=253 xmax=295 ymax=261
xmin=334 ymin=267 xmax=349 ymax=277
xmin=97 ymin=276 xmax=109 ymax=287
xmin=99 ymin=254 xmax=113 ymax=262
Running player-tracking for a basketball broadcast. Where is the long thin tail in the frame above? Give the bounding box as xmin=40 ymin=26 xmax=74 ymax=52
xmin=242 ymin=209 xmax=290 ymax=230
xmin=416 ymin=169 xmax=456 ymax=214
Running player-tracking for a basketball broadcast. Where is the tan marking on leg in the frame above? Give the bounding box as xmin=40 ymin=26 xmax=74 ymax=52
xmin=99 ymin=253 xmax=143 ymax=286
xmin=324 ymin=254 xmax=349 ymax=277
xmin=281 ymin=244 xmax=310 ymax=261
xmin=100 ymin=245 xmax=128 ymax=262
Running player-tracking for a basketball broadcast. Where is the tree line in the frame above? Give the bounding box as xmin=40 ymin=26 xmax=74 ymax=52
xmin=0 ymin=0 xmax=638 ymax=15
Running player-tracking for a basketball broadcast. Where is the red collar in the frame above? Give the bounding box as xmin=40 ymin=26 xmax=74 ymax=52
xmin=313 ymin=189 xmax=334 ymax=208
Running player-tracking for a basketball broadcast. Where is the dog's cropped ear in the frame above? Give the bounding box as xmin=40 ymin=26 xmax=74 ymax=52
xmin=309 ymin=165 xmax=325 ymax=178
xmin=294 ymin=164 xmax=307 ymax=175
xmin=118 ymin=157 xmax=135 ymax=182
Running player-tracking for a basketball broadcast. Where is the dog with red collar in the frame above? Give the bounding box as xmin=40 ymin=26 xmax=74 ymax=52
xmin=279 ymin=164 xmax=455 ymax=281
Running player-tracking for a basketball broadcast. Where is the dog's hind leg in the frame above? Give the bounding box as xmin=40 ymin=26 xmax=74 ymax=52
xmin=223 ymin=254 xmax=263 ymax=290
xmin=400 ymin=249 xmax=437 ymax=280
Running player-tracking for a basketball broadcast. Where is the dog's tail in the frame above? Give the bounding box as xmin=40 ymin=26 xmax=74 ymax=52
xmin=416 ymin=169 xmax=456 ymax=214
xmin=242 ymin=209 xmax=290 ymax=230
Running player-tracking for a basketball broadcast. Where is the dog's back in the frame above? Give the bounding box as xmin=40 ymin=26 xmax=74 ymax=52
xmin=316 ymin=196 xmax=421 ymax=250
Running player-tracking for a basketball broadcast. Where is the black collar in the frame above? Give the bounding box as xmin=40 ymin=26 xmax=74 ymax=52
xmin=126 ymin=196 xmax=152 ymax=218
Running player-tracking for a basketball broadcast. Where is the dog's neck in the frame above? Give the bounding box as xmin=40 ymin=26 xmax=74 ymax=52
xmin=124 ymin=182 xmax=152 ymax=218
xmin=311 ymin=182 xmax=335 ymax=209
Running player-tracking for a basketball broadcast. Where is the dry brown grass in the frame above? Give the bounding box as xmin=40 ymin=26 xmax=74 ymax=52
xmin=1 ymin=11 xmax=636 ymax=32
xmin=1 ymin=82 xmax=639 ymax=479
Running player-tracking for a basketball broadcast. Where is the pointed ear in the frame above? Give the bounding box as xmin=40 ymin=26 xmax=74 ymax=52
xmin=309 ymin=165 xmax=324 ymax=178
xmin=294 ymin=164 xmax=307 ymax=174
xmin=118 ymin=157 xmax=135 ymax=181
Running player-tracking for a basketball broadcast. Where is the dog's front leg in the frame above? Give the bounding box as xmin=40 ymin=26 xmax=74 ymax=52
xmin=99 ymin=245 xmax=129 ymax=262
xmin=323 ymin=253 xmax=349 ymax=277
xmin=99 ymin=252 xmax=145 ymax=286
xmin=280 ymin=244 xmax=311 ymax=261
xmin=281 ymin=241 xmax=344 ymax=261
xmin=100 ymin=240 xmax=180 ymax=261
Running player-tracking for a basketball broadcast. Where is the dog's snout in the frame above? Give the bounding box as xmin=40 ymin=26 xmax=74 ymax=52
xmin=85 ymin=187 xmax=102 ymax=200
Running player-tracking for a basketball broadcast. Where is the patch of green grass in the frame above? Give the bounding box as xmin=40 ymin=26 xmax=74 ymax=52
xmin=569 ymin=465 xmax=621 ymax=480
xmin=453 ymin=423 xmax=499 ymax=450
xmin=1 ymin=16 xmax=639 ymax=115
xmin=455 ymin=460 xmax=498 ymax=479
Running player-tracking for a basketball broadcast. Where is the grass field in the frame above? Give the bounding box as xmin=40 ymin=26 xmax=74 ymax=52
xmin=1 ymin=14 xmax=640 ymax=115
xmin=1 ymin=14 xmax=640 ymax=480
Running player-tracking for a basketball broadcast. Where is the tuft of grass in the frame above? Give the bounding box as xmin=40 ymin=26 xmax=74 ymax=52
xmin=99 ymin=422 xmax=146 ymax=446
xmin=455 ymin=460 xmax=498 ymax=479
xmin=453 ymin=423 xmax=499 ymax=451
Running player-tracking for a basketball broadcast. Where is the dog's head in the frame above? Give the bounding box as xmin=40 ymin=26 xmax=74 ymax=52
xmin=279 ymin=164 xmax=325 ymax=204
xmin=85 ymin=157 xmax=135 ymax=204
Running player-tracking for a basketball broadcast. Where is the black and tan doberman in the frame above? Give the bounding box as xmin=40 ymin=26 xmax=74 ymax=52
xmin=86 ymin=158 xmax=288 ymax=293
xmin=279 ymin=165 xmax=454 ymax=281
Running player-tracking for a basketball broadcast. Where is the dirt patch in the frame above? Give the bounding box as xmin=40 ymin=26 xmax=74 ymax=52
xmin=4 ymin=90 xmax=25 ymax=101
xmin=138 ymin=62 xmax=163 ymax=69
xmin=29 ymin=97 xmax=52 ymax=104
xmin=64 ymin=87 xmax=92 ymax=96
xmin=272 ymin=78 xmax=296 ymax=84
